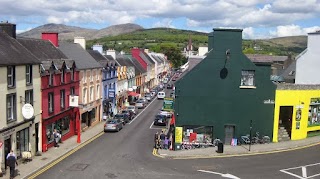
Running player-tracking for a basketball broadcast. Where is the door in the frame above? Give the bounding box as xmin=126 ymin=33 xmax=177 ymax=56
xmin=35 ymin=123 xmax=39 ymax=152
xmin=279 ymin=106 xmax=293 ymax=138
xmin=4 ymin=137 xmax=11 ymax=169
xmin=224 ymin=125 xmax=235 ymax=145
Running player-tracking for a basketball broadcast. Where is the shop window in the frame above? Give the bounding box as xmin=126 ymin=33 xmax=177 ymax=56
xmin=308 ymin=98 xmax=320 ymax=127
xmin=46 ymin=116 xmax=70 ymax=143
xmin=91 ymin=108 xmax=96 ymax=123
xmin=240 ymin=70 xmax=255 ymax=88
xmin=182 ymin=125 xmax=213 ymax=143
xmin=16 ymin=128 xmax=29 ymax=159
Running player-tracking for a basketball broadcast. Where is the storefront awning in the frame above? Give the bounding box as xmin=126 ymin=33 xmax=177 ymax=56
xmin=128 ymin=91 xmax=140 ymax=97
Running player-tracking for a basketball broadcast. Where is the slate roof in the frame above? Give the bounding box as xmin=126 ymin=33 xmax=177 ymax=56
xmin=125 ymin=55 xmax=146 ymax=75
xmin=17 ymin=37 xmax=67 ymax=60
xmin=41 ymin=59 xmax=75 ymax=71
xmin=276 ymin=83 xmax=320 ymax=90
xmin=179 ymin=56 xmax=204 ymax=79
xmin=115 ymin=54 xmax=135 ymax=67
xmin=280 ymin=60 xmax=296 ymax=82
xmin=140 ymin=52 xmax=155 ymax=65
xmin=151 ymin=54 xmax=164 ymax=63
xmin=246 ymin=54 xmax=288 ymax=64
xmin=0 ymin=32 xmax=41 ymax=66
xmin=59 ymin=42 xmax=102 ymax=70
xmin=87 ymin=50 xmax=108 ymax=62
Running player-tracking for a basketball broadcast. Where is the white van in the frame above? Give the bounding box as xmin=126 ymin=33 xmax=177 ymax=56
xmin=157 ymin=91 xmax=165 ymax=99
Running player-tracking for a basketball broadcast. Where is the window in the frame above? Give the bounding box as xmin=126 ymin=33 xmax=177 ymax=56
xmin=45 ymin=117 xmax=70 ymax=143
xmin=71 ymin=68 xmax=74 ymax=81
xmin=96 ymin=70 xmax=99 ymax=80
xmin=83 ymin=71 xmax=87 ymax=83
xmin=25 ymin=90 xmax=33 ymax=106
xmin=90 ymin=70 xmax=93 ymax=82
xmin=49 ymin=71 xmax=54 ymax=86
xmin=7 ymin=66 xmax=15 ymax=87
xmin=96 ymin=85 xmax=100 ymax=100
xmin=60 ymin=90 xmax=65 ymax=109
xmin=16 ymin=128 xmax=29 ymax=158
xmin=7 ymin=93 xmax=16 ymax=122
xmin=90 ymin=86 xmax=94 ymax=102
xmin=83 ymin=88 xmax=87 ymax=103
xmin=61 ymin=69 xmax=65 ymax=84
xmin=308 ymin=98 xmax=320 ymax=127
xmin=240 ymin=70 xmax=255 ymax=87
xmin=48 ymin=92 xmax=54 ymax=113
xmin=70 ymin=87 xmax=75 ymax=95
xmin=26 ymin=65 xmax=32 ymax=85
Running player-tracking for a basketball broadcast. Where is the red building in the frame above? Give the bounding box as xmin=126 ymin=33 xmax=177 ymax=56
xmin=40 ymin=60 xmax=80 ymax=151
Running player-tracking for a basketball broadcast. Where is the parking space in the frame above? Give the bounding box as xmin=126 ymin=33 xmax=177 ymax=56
xmin=280 ymin=162 xmax=320 ymax=179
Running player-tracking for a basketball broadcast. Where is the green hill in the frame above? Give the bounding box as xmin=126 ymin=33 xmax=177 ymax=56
xmin=87 ymin=28 xmax=307 ymax=56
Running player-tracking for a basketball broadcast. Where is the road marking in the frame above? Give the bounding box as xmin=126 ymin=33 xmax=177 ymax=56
xmin=27 ymin=132 xmax=104 ymax=179
xmin=280 ymin=162 xmax=320 ymax=179
xmin=152 ymin=148 xmax=165 ymax=158
xmin=198 ymin=170 xmax=240 ymax=179
xmin=129 ymin=97 xmax=157 ymax=124
xmin=302 ymin=166 xmax=307 ymax=178
xmin=149 ymin=121 xmax=155 ymax=129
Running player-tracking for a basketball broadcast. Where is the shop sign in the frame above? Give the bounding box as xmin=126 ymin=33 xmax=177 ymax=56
xmin=175 ymin=127 xmax=183 ymax=143
xmin=163 ymin=98 xmax=174 ymax=111
xmin=108 ymin=89 xmax=115 ymax=98
xmin=2 ymin=128 xmax=15 ymax=138
xmin=263 ymin=99 xmax=275 ymax=104
xmin=22 ymin=103 xmax=34 ymax=119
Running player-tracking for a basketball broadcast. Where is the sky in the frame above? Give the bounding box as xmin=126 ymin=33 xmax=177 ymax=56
xmin=1 ymin=0 xmax=320 ymax=39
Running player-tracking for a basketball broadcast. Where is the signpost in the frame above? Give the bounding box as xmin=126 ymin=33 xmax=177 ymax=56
xmin=163 ymin=97 xmax=174 ymax=111
xmin=22 ymin=103 xmax=34 ymax=119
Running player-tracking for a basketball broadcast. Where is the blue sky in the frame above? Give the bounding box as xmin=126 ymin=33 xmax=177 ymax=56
xmin=1 ymin=0 xmax=319 ymax=39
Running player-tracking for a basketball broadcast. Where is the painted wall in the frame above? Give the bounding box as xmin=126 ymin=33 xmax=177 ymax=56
xmin=273 ymin=89 xmax=320 ymax=141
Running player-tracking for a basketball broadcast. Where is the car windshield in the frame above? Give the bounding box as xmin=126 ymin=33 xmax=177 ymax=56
xmin=128 ymin=106 xmax=134 ymax=109
xmin=155 ymin=115 xmax=166 ymax=119
xmin=114 ymin=114 xmax=124 ymax=118
xmin=136 ymin=100 xmax=143 ymax=103
xmin=121 ymin=110 xmax=129 ymax=113
xmin=107 ymin=120 xmax=117 ymax=124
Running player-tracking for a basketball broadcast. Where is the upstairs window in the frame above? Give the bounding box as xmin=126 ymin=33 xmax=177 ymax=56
xmin=90 ymin=86 xmax=94 ymax=102
xmin=48 ymin=92 xmax=54 ymax=113
xmin=96 ymin=85 xmax=100 ymax=100
xmin=7 ymin=66 xmax=15 ymax=88
xmin=83 ymin=88 xmax=87 ymax=104
xmin=7 ymin=93 xmax=17 ymax=123
xmin=240 ymin=70 xmax=255 ymax=87
xmin=70 ymin=87 xmax=75 ymax=96
xmin=49 ymin=71 xmax=54 ymax=86
xmin=25 ymin=90 xmax=33 ymax=106
xmin=26 ymin=65 xmax=32 ymax=85
xmin=60 ymin=90 xmax=65 ymax=110
xmin=90 ymin=70 xmax=93 ymax=82
xmin=61 ymin=69 xmax=65 ymax=84
xmin=71 ymin=68 xmax=74 ymax=81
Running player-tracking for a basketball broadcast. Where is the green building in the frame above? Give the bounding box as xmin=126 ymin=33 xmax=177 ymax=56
xmin=174 ymin=29 xmax=276 ymax=145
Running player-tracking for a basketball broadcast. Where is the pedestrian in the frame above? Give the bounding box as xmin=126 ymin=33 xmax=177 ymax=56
xmin=164 ymin=137 xmax=169 ymax=150
xmin=53 ymin=129 xmax=60 ymax=147
xmin=160 ymin=131 xmax=166 ymax=149
xmin=6 ymin=150 xmax=18 ymax=179
xmin=154 ymin=132 xmax=159 ymax=148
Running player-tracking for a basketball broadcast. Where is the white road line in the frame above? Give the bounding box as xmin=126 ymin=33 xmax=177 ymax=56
xmin=302 ymin=166 xmax=307 ymax=178
xmin=149 ymin=121 xmax=155 ymax=129
xmin=128 ymin=97 xmax=157 ymax=124
xmin=198 ymin=170 xmax=240 ymax=179
xmin=279 ymin=170 xmax=304 ymax=179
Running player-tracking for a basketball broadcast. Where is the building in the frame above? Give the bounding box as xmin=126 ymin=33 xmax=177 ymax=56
xmin=18 ymin=34 xmax=80 ymax=152
xmin=0 ymin=23 xmax=41 ymax=169
xmin=295 ymin=31 xmax=320 ymax=84
xmin=59 ymin=38 xmax=103 ymax=130
xmin=174 ymin=29 xmax=276 ymax=147
xmin=125 ymin=55 xmax=147 ymax=96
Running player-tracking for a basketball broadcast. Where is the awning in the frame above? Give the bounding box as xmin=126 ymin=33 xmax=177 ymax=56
xmin=128 ymin=91 xmax=140 ymax=97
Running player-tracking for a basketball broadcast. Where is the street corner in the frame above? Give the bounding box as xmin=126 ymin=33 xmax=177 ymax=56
xmin=152 ymin=148 xmax=166 ymax=159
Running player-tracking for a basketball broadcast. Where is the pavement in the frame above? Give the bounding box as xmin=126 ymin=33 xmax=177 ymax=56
xmin=1 ymin=121 xmax=105 ymax=179
xmin=155 ymin=135 xmax=320 ymax=159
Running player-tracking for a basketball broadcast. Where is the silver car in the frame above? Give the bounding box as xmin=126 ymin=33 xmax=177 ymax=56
xmin=126 ymin=105 xmax=137 ymax=115
xmin=104 ymin=119 xmax=123 ymax=132
xmin=145 ymin=93 xmax=152 ymax=101
xmin=135 ymin=99 xmax=145 ymax=109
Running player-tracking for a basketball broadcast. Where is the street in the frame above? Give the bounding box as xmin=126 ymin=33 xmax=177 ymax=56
xmin=36 ymin=87 xmax=320 ymax=179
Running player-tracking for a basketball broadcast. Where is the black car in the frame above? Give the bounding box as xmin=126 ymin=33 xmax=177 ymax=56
xmin=121 ymin=109 xmax=134 ymax=120
xmin=114 ymin=113 xmax=130 ymax=124
xmin=154 ymin=114 xmax=168 ymax=126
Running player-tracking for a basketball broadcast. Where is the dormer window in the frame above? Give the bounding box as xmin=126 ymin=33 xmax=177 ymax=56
xmin=71 ymin=68 xmax=74 ymax=81
xmin=240 ymin=70 xmax=256 ymax=88
xmin=61 ymin=69 xmax=65 ymax=84
xmin=49 ymin=70 xmax=54 ymax=86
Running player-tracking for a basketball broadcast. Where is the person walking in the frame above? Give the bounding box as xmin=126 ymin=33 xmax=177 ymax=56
xmin=154 ymin=132 xmax=159 ymax=148
xmin=53 ymin=129 xmax=60 ymax=147
xmin=160 ymin=131 xmax=166 ymax=149
xmin=6 ymin=150 xmax=18 ymax=179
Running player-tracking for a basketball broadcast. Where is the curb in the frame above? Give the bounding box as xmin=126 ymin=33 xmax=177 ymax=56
xmin=152 ymin=142 xmax=320 ymax=160
xmin=25 ymin=131 xmax=104 ymax=179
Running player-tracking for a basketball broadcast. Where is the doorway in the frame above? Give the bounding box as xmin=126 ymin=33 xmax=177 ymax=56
xmin=35 ymin=123 xmax=39 ymax=153
xmin=279 ymin=106 xmax=293 ymax=138
xmin=4 ymin=137 xmax=11 ymax=169
xmin=224 ymin=125 xmax=235 ymax=145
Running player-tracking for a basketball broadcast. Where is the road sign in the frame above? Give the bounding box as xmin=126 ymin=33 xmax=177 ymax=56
xmin=163 ymin=97 xmax=174 ymax=111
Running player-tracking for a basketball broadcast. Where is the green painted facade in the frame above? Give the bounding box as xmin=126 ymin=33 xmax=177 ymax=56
xmin=174 ymin=29 xmax=276 ymax=141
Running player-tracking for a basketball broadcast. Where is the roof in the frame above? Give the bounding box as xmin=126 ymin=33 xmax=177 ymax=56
xmin=179 ymin=56 xmax=204 ymax=79
xmin=276 ymin=83 xmax=320 ymax=90
xmin=41 ymin=59 xmax=75 ymax=71
xmin=150 ymin=54 xmax=163 ymax=63
xmin=280 ymin=60 xmax=296 ymax=81
xmin=125 ymin=55 xmax=146 ymax=75
xmin=87 ymin=50 xmax=109 ymax=62
xmin=0 ymin=32 xmax=41 ymax=66
xmin=17 ymin=37 xmax=67 ymax=60
xmin=246 ymin=54 xmax=288 ymax=64
xmin=59 ymin=42 xmax=102 ymax=70
xmin=115 ymin=54 xmax=135 ymax=67
xmin=140 ymin=52 xmax=155 ymax=65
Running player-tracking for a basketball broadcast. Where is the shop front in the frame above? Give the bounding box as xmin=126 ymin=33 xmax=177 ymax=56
xmin=273 ymin=85 xmax=320 ymax=141
xmin=42 ymin=109 xmax=76 ymax=151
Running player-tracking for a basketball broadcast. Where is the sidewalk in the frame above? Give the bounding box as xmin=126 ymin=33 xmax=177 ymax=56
xmin=1 ymin=121 xmax=105 ymax=179
xmin=157 ymin=136 xmax=320 ymax=159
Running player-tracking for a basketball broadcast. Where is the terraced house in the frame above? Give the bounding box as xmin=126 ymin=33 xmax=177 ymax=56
xmin=0 ymin=23 xmax=41 ymax=169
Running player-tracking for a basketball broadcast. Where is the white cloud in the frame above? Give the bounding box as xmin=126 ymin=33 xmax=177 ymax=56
xmin=152 ymin=19 xmax=175 ymax=28
xmin=270 ymin=24 xmax=320 ymax=37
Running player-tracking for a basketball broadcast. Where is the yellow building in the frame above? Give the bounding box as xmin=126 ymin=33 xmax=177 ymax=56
xmin=273 ymin=84 xmax=320 ymax=142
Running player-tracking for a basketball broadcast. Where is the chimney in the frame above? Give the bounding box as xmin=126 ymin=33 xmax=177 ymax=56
xmin=42 ymin=32 xmax=59 ymax=47
xmin=92 ymin=44 xmax=103 ymax=54
xmin=212 ymin=28 xmax=243 ymax=53
xmin=0 ymin=22 xmax=16 ymax=38
xmin=307 ymin=31 xmax=320 ymax=52
xmin=74 ymin=37 xmax=86 ymax=49
xmin=144 ymin=49 xmax=149 ymax=53
xmin=106 ymin=49 xmax=116 ymax=60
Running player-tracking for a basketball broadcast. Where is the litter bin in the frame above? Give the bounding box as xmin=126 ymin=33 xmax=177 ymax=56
xmin=217 ymin=142 xmax=224 ymax=153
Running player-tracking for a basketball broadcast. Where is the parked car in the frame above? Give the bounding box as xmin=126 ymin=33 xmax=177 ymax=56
xmin=140 ymin=97 xmax=148 ymax=104
xmin=157 ymin=91 xmax=165 ymax=99
xmin=167 ymin=84 xmax=173 ymax=89
xmin=170 ymin=91 xmax=175 ymax=98
xmin=145 ymin=93 xmax=152 ymax=101
xmin=150 ymin=90 xmax=156 ymax=97
xmin=135 ymin=99 xmax=146 ymax=109
xmin=121 ymin=109 xmax=134 ymax=120
xmin=154 ymin=114 xmax=168 ymax=126
xmin=159 ymin=110 xmax=173 ymax=118
xmin=104 ymin=119 xmax=123 ymax=132
xmin=126 ymin=105 xmax=137 ymax=115
xmin=114 ymin=113 xmax=130 ymax=124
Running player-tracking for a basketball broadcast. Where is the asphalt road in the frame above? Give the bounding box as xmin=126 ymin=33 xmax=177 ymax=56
xmin=36 ymin=87 xmax=320 ymax=179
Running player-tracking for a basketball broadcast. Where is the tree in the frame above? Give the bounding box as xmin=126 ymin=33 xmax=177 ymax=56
xmin=159 ymin=43 xmax=187 ymax=68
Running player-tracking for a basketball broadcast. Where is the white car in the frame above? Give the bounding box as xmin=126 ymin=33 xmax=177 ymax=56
xmin=159 ymin=110 xmax=172 ymax=118
xmin=157 ymin=91 xmax=165 ymax=99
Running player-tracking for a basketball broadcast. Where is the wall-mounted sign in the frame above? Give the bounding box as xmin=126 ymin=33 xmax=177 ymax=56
xmin=69 ymin=95 xmax=79 ymax=107
xmin=22 ymin=103 xmax=34 ymax=119
xmin=175 ymin=127 xmax=183 ymax=144
xmin=263 ymin=99 xmax=275 ymax=104
xmin=108 ymin=89 xmax=115 ymax=98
